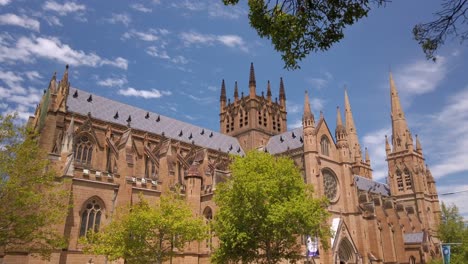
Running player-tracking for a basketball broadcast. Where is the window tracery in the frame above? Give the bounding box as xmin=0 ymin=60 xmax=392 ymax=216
xmin=75 ymin=134 xmax=93 ymax=166
xmin=79 ymin=198 xmax=103 ymax=237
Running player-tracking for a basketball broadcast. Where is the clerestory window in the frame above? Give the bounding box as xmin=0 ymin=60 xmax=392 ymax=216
xmin=75 ymin=134 xmax=93 ymax=166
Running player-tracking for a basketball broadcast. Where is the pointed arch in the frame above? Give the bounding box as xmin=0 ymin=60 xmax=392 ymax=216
xmin=320 ymin=135 xmax=330 ymax=156
xmin=74 ymin=132 xmax=94 ymax=167
xmin=203 ymin=206 xmax=213 ymax=250
xmin=337 ymin=237 xmax=356 ymax=263
xmin=79 ymin=196 xmax=105 ymax=237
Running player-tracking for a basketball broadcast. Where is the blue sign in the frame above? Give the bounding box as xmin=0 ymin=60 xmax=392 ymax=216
xmin=442 ymin=244 xmax=450 ymax=264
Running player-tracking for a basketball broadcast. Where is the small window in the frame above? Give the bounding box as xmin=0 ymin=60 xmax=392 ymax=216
xmin=404 ymin=168 xmax=412 ymax=190
xmin=203 ymin=207 xmax=213 ymax=250
xmin=320 ymin=136 xmax=330 ymax=156
xmin=79 ymin=198 xmax=103 ymax=237
xmin=396 ymin=170 xmax=404 ymax=191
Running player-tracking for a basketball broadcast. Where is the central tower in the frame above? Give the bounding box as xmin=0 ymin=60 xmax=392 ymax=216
xmin=219 ymin=63 xmax=287 ymax=151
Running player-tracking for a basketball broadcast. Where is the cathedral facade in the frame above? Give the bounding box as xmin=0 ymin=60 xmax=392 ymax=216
xmin=5 ymin=63 xmax=441 ymax=264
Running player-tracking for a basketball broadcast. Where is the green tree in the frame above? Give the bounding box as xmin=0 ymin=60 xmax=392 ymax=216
xmin=413 ymin=0 xmax=468 ymax=61
xmin=430 ymin=203 xmax=468 ymax=264
xmin=0 ymin=114 xmax=68 ymax=259
xmin=223 ymin=0 xmax=388 ymax=69
xmin=81 ymin=193 xmax=207 ymax=264
xmin=224 ymin=0 xmax=467 ymax=69
xmin=212 ymin=151 xmax=330 ymax=264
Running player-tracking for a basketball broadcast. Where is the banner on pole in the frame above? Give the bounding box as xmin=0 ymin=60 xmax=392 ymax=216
xmin=306 ymin=235 xmax=319 ymax=257
xmin=442 ymin=244 xmax=451 ymax=264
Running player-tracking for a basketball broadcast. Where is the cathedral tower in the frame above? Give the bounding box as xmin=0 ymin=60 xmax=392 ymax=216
xmin=219 ymin=63 xmax=287 ymax=151
xmin=385 ymin=73 xmax=440 ymax=235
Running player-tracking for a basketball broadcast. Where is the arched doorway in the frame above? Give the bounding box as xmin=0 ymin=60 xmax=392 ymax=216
xmin=337 ymin=238 xmax=357 ymax=264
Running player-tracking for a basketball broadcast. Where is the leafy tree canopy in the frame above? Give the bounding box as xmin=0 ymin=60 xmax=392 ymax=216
xmin=212 ymin=151 xmax=330 ymax=264
xmin=81 ymin=193 xmax=207 ymax=264
xmin=428 ymin=203 xmax=468 ymax=264
xmin=223 ymin=0 xmax=388 ymax=69
xmin=0 ymin=114 xmax=68 ymax=259
xmin=224 ymin=0 xmax=467 ymax=69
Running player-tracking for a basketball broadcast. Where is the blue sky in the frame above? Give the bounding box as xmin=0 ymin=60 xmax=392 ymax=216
xmin=0 ymin=0 xmax=467 ymax=217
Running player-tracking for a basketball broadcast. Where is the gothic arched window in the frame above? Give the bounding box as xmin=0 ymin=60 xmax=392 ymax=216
xmin=203 ymin=207 xmax=213 ymax=249
xmin=79 ymin=198 xmax=103 ymax=237
xmin=404 ymin=168 xmax=412 ymax=190
xmin=75 ymin=134 xmax=93 ymax=166
xmin=396 ymin=169 xmax=404 ymax=191
xmin=320 ymin=136 xmax=330 ymax=156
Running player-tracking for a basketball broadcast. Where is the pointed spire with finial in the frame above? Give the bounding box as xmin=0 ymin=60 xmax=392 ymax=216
xmin=389 ymin=72 xmax=411 ymax=152
xmin=58 ymin=64 xmax=70 ymax=94
xmin=249 ymin=62 xmax=256 ymax=97
xmin=415 ymin=134 xmax=423 ymax=154
xmin=385 ymin=135 xmax=391 ymax=155
xmin=279 ymin=77 xmax=286 ymax=108
xmin=61 ymin=116 xmax=75 ymax=154
xmin=344 ymin=88 xmax=361 ymax=160
xmin=220 ymin=79 xmax=226 ymax=109
xmin=234 ymin=81 xmax=239 ymax=101
xmin=267 ymin=80 xmax=272 ymax=102
xmin=335 ymin=106 xmax=346 ymax=140
xmin=365 ymin=147 xmax=370 ymax=163
xmin=49 ymin=72 xmax=57 ymax=93
xmin=302 ymin=90 xmax=314 ymax=127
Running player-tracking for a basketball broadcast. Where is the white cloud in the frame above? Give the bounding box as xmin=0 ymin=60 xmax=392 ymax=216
xmin=0 ymin=70 xmax=23 ymax=89
xmin=118 ymin=87 xmax=171 ymax=99
xmin=97 ymin=77 xmax=128 ymax=87
xmin=172 ymin=1 xmax=246 ymax=19
xmin=438 ymin=184 xmax=468 ymax=218
xmin=420 ymin=87 xmax=468 ymax=179
xmin=306 ymin=71 xmax=333 ymax=90
xmin=24 ymin=71 xmax=42 ymax=81
xmin=44 ymin=16 xmax=62 ymax=26
xmin=0 ymin=0 xmax=11 ymax=6
xmin=180 ymin=31 xmax=248 ymax=52
xmin=393 ymin=56 xmax=446 ymax=96
xmin=146 ymin=46 xmax=170 ymax=59
xmin=286 ymin=101 xmax=302 ymax=114
xmin=106 ymin=13 xmax=131 ymax=27
xmin=207 ymin=85 xmax=218 ymax=92
xmin=43 ymin=1 xmax=86 ymax=15
xmin=362 ymin=127 xmax=391 ymax=181
xmin=0 ymin=35 xmax=127 ymax=70
xmin=130 ymin=4 xmax=152 ymax=13
xmin=171 ymin=55 xmax=188 ymax=65
xmin=0 ymin=13 xmax=40 ymax=31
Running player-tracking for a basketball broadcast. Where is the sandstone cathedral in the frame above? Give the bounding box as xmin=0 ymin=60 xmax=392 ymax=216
xmin=6 ymin=63 xmax=441 ymax=264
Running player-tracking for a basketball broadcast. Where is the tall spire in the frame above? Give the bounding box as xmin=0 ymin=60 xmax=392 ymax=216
xmin=249 ymin=62 xmax=256 ymax=97
xmin=58 ymin=64 xmax=69 ymax=94
xmin=416 ymin=134 xmax=423 ymax=154
xmin=234 ymin=81 xmax=239 ymax=101
xmin=279 ymin=77 xmax=286 ymax=108
xmin=302 ymin=90 xmax=314 ymax=127
xmin=385 ymin=135 xmax=391 ymax=155
xmin=389 ymin=72 xmax=411 ymax=152
xmin=49 ymin=72 xmax=57 ymax=93
xmin=344 ymin=88 xmax=361 ymax=159
xmin=220 ymin=79 xmax=226 ymax=109
xmin=365 ymin=147 xmax=370 ymax=163
xmin=266 ymin=80 xmax=272 ymax=101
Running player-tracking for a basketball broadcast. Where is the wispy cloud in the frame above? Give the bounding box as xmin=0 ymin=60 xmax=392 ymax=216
xmin=43 ymin=1 xmax=86 ymax=16
xmin=0 ymin=35 xmax=128 ymax=70
xmin=130 ymin=3 xmax=152 ymax=13
xmin=171 ymin=1 xmax=246 ymax=19
xmin=97 ymin=76 xmax=128 ymax=87
xmin=0 ymin=13 xmax=40 ymax=31
xmin=362 ymin=127 xmax=391 ymax=181
xmin=0 ymin=0 xmax=11 ymax=6
xmin=106 ymin=13 xmax=131 ymax=27
xmin=306 ymin=71 xmax=333 ymax=90
xmin=43 ymin=16 xmax=62 ymax=26
xmin=393 ymin=56 xmax=446 ymax=97
xmin=146 ymin=46 xmax=189 ymax=66
xmin=118 ymin=87 xmax=171 ymax=99
xmin=438 ymin=184 xmax=468 ymax=218
xmin=180 ymin=31 xmax=248 ymax=52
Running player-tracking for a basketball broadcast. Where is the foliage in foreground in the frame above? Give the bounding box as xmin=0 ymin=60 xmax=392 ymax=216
xmin=224 ymin=0 xmax=467 ymax=69
xmin=81 ymin=193 xmax=207 ymax=264
xmin=223 ymin=0 xmax=388 ymax=69
xmin=212 ymin=151 xmax=330 ymax=264
xmin=0 ymin=114 xmax=68 ymax=258
xmin=428 ymin=203 xmax=468 ymax=264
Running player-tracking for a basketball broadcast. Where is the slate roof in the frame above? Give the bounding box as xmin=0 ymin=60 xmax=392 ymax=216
xmin=265 ymin=127 xmax=303 ymax=155
xmin=354 ymin=175 xmax=391 ymax=196
xmin=404 ymin=232 xmax=424 ymax=244
xmin=67 ymin=88 xmax=245 ymax=155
